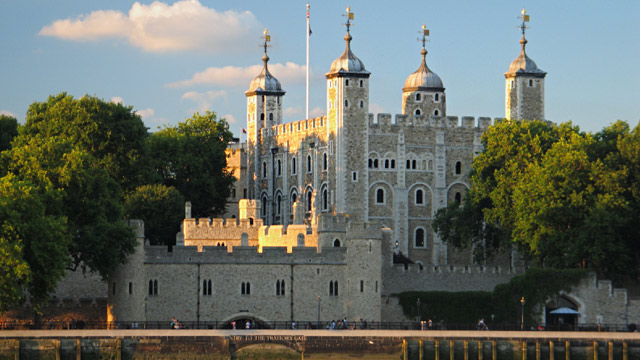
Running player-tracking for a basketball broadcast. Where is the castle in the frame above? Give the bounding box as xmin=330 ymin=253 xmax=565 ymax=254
xmin=103 ymin=9 xmax=639 ymax=327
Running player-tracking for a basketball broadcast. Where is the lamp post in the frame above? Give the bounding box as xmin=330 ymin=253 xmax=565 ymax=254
xmin=417 ymin=298 xmax=422 ymax=321
xmin=317 ymin=296 xmax=321 ymax=329
xmin=520 ymin=297 xmax=526 ymax=330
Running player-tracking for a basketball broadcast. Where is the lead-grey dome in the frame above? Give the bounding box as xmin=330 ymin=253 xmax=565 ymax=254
xmin=505 ymin=38 xmax=546 ymax=76
xmin=246 ymin=53 xmax=285 ymax=96
xmin=326 ymin=33 xmax=370 ymax=77
xmin=403 ymin=48 xmax=444 ymax=91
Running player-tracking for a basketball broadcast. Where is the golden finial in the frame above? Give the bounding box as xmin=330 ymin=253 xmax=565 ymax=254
xmin=346 ymin=5 xmax=350 ymax=13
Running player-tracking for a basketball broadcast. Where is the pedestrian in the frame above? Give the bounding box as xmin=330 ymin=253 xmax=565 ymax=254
xmin=292 ymin=320 xmax=296 ymax=330
xmin=428 ymin=319 xmax=433 ymax=330
xmin=231 ymin=321 xmax=236 ymax=330
xmin=170 ymin=317 xmax=176 ymax=329
xmin=477 ymin=318 xmax=487 ymax=330
xmin=245 ymin=320 xmax=251 ymax=329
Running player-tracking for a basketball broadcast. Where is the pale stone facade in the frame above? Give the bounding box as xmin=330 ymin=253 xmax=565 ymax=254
xmin=93 ymin=13 xmax=640 ymax=327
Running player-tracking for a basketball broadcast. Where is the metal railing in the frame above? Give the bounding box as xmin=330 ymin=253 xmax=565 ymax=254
xmin=0 ymin=320 xmax=636 ymax=332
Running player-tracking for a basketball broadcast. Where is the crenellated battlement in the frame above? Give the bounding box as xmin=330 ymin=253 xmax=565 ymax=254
xmin=144 ymin=243 xmax=346 ymax=264
xmin=261 ymin=116 xmax=328 ymax=138
xmin=346 ymin=221 xmax=382 ymax=240
xmin=389 ymin=263 xmax=525 ymax=275
xmin=369 ymin=113 xmax=496 ymax=130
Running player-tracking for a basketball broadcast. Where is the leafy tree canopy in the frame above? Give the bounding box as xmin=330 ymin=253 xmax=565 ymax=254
xmin=0 ymin=174 xmax=70 ymax=311
xmin=16 ymin=93 xmax=149 ymax=192
xmin=148 ymin=111 xmax=234 ymax=218
xmin=0 ymin=115 xmax=18 ymax=152
xmin=433 ymin=119 xmax=640 ymax=280
xmin=125 ymin=184 xmax=185 ymax=246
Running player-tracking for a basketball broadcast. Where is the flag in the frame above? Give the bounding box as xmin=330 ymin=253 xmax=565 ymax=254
xmin=242 ymin=128 xmax=247 ymax=134
xmin=523 ymin=15 xmax=530 ymax=22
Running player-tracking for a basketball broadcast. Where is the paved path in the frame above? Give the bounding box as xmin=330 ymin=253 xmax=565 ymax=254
xmin=1 ymin=329 xmax=639 ymax=341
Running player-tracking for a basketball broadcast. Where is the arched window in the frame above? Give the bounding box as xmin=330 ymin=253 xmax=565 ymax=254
xmin=376 ymin=188 xmax=385 ymax=204
xmin=344 ymin=99 xmax=349 ymax=108
xmin=416 ymin=189 xmax=424 ymax=205
xmin=292 ymin=157 xmax=297 ymax=175
xmin=415 ymin=228 xmax=425 ymax=248
xmin=391 ymin=159 xmax=395 ymax=168
xmin=153 ymin=280 xmax=158 ymax=295
xmin=260 ymin=113 xmax=265 ymax=121
xmin=415 ymin=109 xmax=422 ymax=116
xmin=359 ymin=100 xmax=364 ymax=108
xmin=276 ymin=194 xmax=282 ymax=215
xmin=372 ymin=159 xmax=378 ymax=168
xmin=406 ymin=159 xmax=411 ymax=169
xmin=434 ymin=109 xmax=440 ymax=116
xmin=359 ymin=79 xmax=363 ymax=87
xmin=261 ymin=195 xmax=267 ymax=217
xmin=455 ymin=192 xmax=462 ymax=204
xmin=148 ymin=280 xmax=153 ymax=296
xmin=307 ymin=155 xmax=312 ymax=173
xmin=428 ymin=160 xmax=433 ymax=170
xmin=291 ymin=192 xmax=297 ymax=204
xmin=434 ymin=93 xmax=440 ymax=102
xmin=334 ymin=281 xmax=339 ymax=296
xmin=262 ymin=161 xmax=267 ymax=178
xmin=529 ymin=79 xmax=533 ymax=87
xmin=368 ymin=159 xmax=373 ymax=168
xmin=329 ymin=281 xmax=334 ymax=296
xmin=455 ymin=161 xmax=462 ymax=175
xmin=280 ymin=280 xmax=285 ymax=295
xmin=416 ymin=93 xmax=421 ymax=101
xmin=306 ymin=189 xmax=313 ymax=212
xmin=412 ymin=160 xmax=417 ymax=169
xmin=333 ymin=239 xmax=341 ymax=247
xmin=269 ymin=113 xmax=273 ymax=121
xmin=322 ymin=187 xmax=328 ymax=211
xmin=384 ymin=159 xmax=389 ymax=169
xmin=345 ymin=79 xmax=349 ymax=86
xmin=323 ymin=153 xmax=328 ymax=171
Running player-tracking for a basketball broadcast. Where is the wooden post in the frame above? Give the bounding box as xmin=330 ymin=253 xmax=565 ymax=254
xmin=550 ymin=341 xmax=554 ymax=360
xmin=464 ymin=340 xmax=469 ymax=360
xmin=565 ymin=341 xmax=570 ymax=360
xmin=435 ymin=340 xmax=440 ymax=360
xmin=478 ymin=341 xmax=483 ymax=360
xmin=116 ymin=339 xmax=122 ymax=360
xmin=55 ymin=339 xmax=61 ymax=360
xmin=76 ymin=338 xmax=81 ymax=360
xmin=14 ymin=339 xmax=19 ymax=360
xmin=492 ymin=341 xmax=497 ymax=360
xmin=608 ymin=342 xmax=613 ymax=360
xmin=403 ymin=339 xmax=407 ymax=360
xmin=450 ymin=340 xmax=455 ymax=360
xmin=623 ymin=342 xmax=628 ymax=360
xmin=522 ymin=341 xmax=527 ymax=360
xmin=536 ymin=341 xmax=540 ymax=360
xmin=419 ymin=340 xmax=424 ymax=360
xmin=593 ymin=342 xmax=598 ymax=360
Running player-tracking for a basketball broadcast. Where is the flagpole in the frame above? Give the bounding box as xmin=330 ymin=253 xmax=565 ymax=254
xmin=306 ymin=2 xmax=310 ymax=119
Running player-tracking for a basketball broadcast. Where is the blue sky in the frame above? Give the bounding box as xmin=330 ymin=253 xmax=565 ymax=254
xmin=1 ymin=0 xmax=638 ymax=136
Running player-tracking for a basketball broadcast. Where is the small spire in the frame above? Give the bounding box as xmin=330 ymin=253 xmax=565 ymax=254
xmin=343 ymin=6 xmax=354 ymax=44
xmin=261 ymin=28 xmax=271 ymax=64
xmin=517 ymin=8 xmax=530 ymax=53
xmin=418 ymin=24 xmax=430 ymax=61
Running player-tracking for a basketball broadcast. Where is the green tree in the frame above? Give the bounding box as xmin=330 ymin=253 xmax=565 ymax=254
xmin=0 ymin=174 xmax=70 ymax=311
xmin=125 ymin=184 xmax=185 ymax=246
xmin=17 ymin=93 xmax=149 ymax=191
xmin=148 ymin=111 xmax=234 ymax=217
xmin=0 ymin=115 xmax=18 ymax=152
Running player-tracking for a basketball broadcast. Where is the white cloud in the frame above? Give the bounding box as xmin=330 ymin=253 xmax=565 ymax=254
xmin=369 ymin=102 xmax=385 ymax=114
xmin=309 ymin=107 xmax=324 ymax=118
xmin=110 ymin=96 xmax=124 ymax=104
xmin=284 ymin=107 xmax=302 ymax=118
xmin=222 ymin=114 xmax=236 ymax=124
xmin=0 ymin=110 xmax=16 ymax=117
xmin=166 ymin=62 xmax=307 ymax=88
xmin=181 ymin=90 xmax=227 ymax=113
xmin=38 ymin=0 xmax=260 ymax=53
xmin=136 ymin=108 xmax=155 ymax=118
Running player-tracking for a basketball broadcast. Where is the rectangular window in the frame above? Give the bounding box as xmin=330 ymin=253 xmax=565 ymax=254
xmin=128 ymin=282 xmax=132 ymax=295
xmin=360 ymin=280 xmax=364 ymax=293
xmin=243 ymin=189 xmax=247 ymax=198
xmin=352 ymin=171 xmax=358 ymax=182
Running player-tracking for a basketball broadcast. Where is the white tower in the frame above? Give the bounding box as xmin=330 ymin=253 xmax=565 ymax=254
xmin=325 ymin=6 xmax=370 ymax=218
xmin=505 ymin=9 xmax=546 ymax=121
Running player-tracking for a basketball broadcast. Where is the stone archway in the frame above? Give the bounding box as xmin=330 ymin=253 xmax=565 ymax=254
xmin=545 ymin=295 xmax=580 ymax=329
